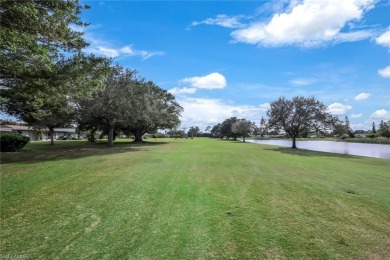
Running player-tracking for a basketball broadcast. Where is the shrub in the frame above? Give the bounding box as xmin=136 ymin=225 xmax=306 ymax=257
xmin=86 ymin=130 xmax=97 ymax=143
xmin=0 ymin=132 xmax=30 ymax=152
xmin=366 ymin=132 xmax=378 ymax=138
xmin=151 ymin=133 xmax=166 ymax=138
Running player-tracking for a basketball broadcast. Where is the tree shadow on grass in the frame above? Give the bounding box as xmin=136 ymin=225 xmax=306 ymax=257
xmin=0 ymin=141 xmax=169 ymax=165
xmin=262 ymin=146 xmax=362 ymax=160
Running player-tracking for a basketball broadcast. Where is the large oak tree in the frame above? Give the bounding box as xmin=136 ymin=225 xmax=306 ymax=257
xmin=77 ymin=65 xmax=182 ymax=146
xmin=267 ymin=96 xmax=335 ymax=148
xmin=76 ymin=65 xmax=138 ymax=147
xmin=232 ymin=119 xmax=254 ymax=142
xmin=123 ymin=81 xmax=182 ymax=142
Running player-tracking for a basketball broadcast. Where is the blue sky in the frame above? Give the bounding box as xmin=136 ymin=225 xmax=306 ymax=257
xmin=10 ymin=0 xmax=390 ymax=131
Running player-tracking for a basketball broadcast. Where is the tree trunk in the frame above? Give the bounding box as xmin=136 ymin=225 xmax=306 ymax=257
xmin=243 ymin=135 xmax=246 ymax=142
xmin=49 ymin=127 xmax=54 ymax=145
xmin=134 ymin=134 xmax=142 ymax=142
xmin=107 ymin=125 xmax=114 ymax=147
xmin=292 ymin=136 xmax=297 ymax=148
xmin=133 ymin=129 xmax=143 ymax=143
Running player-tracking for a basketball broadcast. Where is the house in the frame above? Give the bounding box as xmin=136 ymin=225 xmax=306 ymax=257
xmin=48 ymin=128 xmax=76 ymax=140
xmin=0 ymin=125 xmax=12 ymax=132
xmin=0 ymin=125 xmax=39 ymax=140
xmin=0 ymin=125 xmax=76 ymax=141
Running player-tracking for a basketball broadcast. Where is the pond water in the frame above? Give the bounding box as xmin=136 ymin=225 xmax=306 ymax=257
xmin=247 ymin=140 xmax=390 ymax=159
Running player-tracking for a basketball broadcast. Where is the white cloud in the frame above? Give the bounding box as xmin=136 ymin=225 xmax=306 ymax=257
xmin=327 ymin=102 xmax=352 ymax=115
xmin=84 ymin=35 xmax=165 ymax=59
xmin=354 ymin=92 xmax=371 ymax=100
xmin=138 ymin=50 xmax=165 ymax=59
xmin=188 ymin=15 xmax=244 ymax=30
xmin=181 ymin=72 xmax=227 ymax=89
xmin=178 ymin=98 xmax=269 ymax=129
xmin=376 ymin=27 xmax=390 ymax=48
xmin=231 ymin=0 xmax=376 ymax=47
xmin=289 ymin=77 xmax=316 ymax=86
xmin=351 ymin=113 xmax=363 ymax=118
xmin=120 ymin=46 xmax=135 ymax=55
xmin=370 ymin=109 xmax=390 ymax=120
xmin=168 ymin=87 xmax=197 ymax=95
xmin=88 ymin=46 xmax=119 ymax=58
xmin=333 ymin=30 xmax=377 ymax=43
xmin=378 ymin=65 xmax=390 ymax=78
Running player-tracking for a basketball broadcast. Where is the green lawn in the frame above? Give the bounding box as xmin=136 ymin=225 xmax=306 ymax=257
xmin=1 ymin=138 xmax=389 ymax=259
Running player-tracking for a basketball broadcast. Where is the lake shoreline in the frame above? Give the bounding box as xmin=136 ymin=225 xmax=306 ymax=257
xmin=246 ymin=139 xmax=390 ymax=159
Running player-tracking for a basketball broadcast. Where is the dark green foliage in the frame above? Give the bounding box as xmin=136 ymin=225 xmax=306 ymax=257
xmin=1 ymin=0 xmax=107 ymax=140
xmin=367 ymin=132 xmax=378 ymax=138
xmin=187 ymin=126 xmax=200 ymax=137
xmin=232 ymin=119 xmax=254 ymax=142
xmin=0 ymin=0 xmax=89 ymax=91
xmin=210 ymin=123 xmax=222 ymax=138
xmin=151 ymin=133 xmax=166 ymax=138
xmin=123 ymin=80 xmax=183 ymax=142
xmin=378 ymin=120 xmax=390 ymax=138
xmin=0 ymin=132 xmax=30 ymax=152
xmin=85 ymin=129 xmax=97 ymax=143
xmin=220 ymin=117 xmax=239 ymax=140
xmin=267 ymin=96 xmax=336 ymax=148
xmin=76 ymin=64 xmax=140 ymax=146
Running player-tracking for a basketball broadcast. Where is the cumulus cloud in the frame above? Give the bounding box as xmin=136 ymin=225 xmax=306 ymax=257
xmin=187 ymin=14 xmax=244 ymax=30
xmin=231 ymin=0 xmax=376 ymax=47
xmin=351 ymin=113 xmax=363 ymax=118
xmin=178 ymin=98 xmax=269 ymax=129
xmin=378 ymin=65 xmax=390 ymax=78
xmin=327 ymin=102 xmax=352 ymax=115
xmin=354 ymin=92 xmax=371 ymax=100
xmin=168 ymin=87 xmax=197 ymax=95
xmin=376 ymin=27 xmax=390 ymax=48
xmin=84 ymin=35 xmax=165 ymax=59
xmin=181 ymin=72 xmax=227 ymax=89
xmin=370 ymin=109 xmax=390 ymax=120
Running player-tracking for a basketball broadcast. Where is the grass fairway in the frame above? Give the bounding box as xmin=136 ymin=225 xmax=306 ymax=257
xmin=1 ymin=138 xmax=389 ymax=259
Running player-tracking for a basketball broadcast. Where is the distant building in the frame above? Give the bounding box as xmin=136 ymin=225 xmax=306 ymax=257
xmin=0 ymin=125 xmax=76 ymax=141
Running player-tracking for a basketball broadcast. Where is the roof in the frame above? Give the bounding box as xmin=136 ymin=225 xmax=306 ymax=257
xmin=5 ymin=125 xmax=33 ymax=131
xmin=53 ymin=128 xmax=76 ymax=133
xmin=1 ymin=125 xmax=75 ymax=133
xmin=0 ymin=125 xmax=13 ymax=132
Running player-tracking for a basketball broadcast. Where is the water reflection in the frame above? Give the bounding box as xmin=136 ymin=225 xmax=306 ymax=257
xmin=247 ymin=140 xmax=390 ymax=159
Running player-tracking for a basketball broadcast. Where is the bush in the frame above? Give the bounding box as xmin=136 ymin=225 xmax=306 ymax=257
xmin=0 ymin=132 xmax=30 ymax=152
xmin=86 ymin=130 xmax=97 ymax=143
xmin=151 ymin=132 xmax=166 ymax=138
xmin=367 ymin=132 xmax=378 ymax=138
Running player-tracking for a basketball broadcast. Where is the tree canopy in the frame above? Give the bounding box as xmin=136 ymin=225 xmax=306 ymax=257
xmin=0 ymin=0 xmax=107 ymax=134
xmin=220 ymin=117 xmax=239 ymax=140
xmin=1 ymin=1 xmax=183 ymax=146
xmin=77 ymin=65 xmax=182 ymax=146
xmin=76 ymin=65 xmax=139 ymax=146
xmin=123 ymin=80 xmax=182 ymax=142
xmin=232 ymin=119 xmax=254 ymax=142
xmin=187 ymin=126 xmax=200 ymax=138
xmin=1 ymin=0 xmax=89 ymax=88
xmin=267 ymin=96 xmax=335 ymax=148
